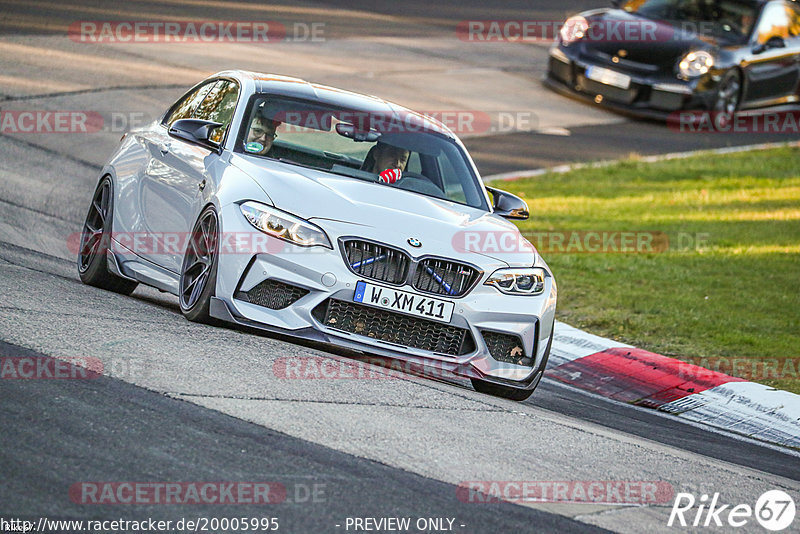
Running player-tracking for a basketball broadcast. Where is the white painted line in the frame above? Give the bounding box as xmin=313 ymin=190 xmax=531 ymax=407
xmin=483 ymin=140 xmax=800 ymax=182
xmin=536 ymin=127 xmax=571 ymax=136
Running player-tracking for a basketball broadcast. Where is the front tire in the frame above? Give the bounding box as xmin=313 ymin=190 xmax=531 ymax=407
xmin=77 ymin=176 xmax=138 ymax=295
xmin=471 ymin=325 xmax=554 ymax=401
xmin=711 ymin=69 xmax=741 ymax=117
xmin=179 ymin=206 xmax=220 ymax=324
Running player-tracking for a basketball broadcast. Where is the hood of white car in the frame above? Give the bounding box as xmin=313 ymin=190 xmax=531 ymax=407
xmin=232 ymin=155 xmax=537 ymax=268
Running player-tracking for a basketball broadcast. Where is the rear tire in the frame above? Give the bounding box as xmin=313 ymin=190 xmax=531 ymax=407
xmin=179 ymin=206 xmax=220 ymax=324
xmin=77 ymin=176 xmax=138 ymax=295
xmin=471 ymin=324 xmax=554 ymax=401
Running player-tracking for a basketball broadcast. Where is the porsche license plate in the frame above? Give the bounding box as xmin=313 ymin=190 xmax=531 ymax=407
xmin=353 ymin=281 xmax=454 ymax=323
xmin=586 ymin=65 xmax=631 ymax=90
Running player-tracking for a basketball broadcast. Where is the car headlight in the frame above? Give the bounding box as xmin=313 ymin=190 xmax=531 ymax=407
xmin=559 ymin=15 xmax=588 ymax=45
xmin=240 ymin=201 xmax=332 ymax=248
xmin=679 ymin=51 xmax=714 ymax=77
xmin=485 ymin=267 xmax=547 ymax=295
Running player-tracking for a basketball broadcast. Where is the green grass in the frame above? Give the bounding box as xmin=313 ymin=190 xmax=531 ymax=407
xmin=506 ymin=146 xmax=800 ymax=394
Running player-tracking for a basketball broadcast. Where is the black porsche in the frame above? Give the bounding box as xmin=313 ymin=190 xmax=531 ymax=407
xmin=546 ymin=0 xmax=800 ymax=116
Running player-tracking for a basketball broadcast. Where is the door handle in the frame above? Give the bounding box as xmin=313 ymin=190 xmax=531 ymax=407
xmin=159 ymin=143 xmax=170 ymax=155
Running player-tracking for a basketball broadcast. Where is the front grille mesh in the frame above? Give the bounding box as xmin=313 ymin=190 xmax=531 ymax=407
xmin=481 ymin=331 xmax=533 ymax=366
xmin=316 ymin=299 xmax=474 ymax=356
xmin=343 ymin=240 xmax=409 ymax=285
xmin=236 ymin=279 xmax=309 ymax=310
xmin=412 ymin=258 xmax=479 ymax=297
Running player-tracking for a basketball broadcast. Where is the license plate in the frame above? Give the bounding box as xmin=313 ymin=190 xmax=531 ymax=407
xmin=586 ymin=65 xmax=631 ymax=90
xmin=353 ymin=281 xmax=454 ymax=323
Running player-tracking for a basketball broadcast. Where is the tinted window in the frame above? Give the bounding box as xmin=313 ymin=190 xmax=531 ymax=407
xmin=193 ymin=80 xmax=240 ymax=144
xmin=164 ymin=82 xmax=214 ymax=127
xmin=438 ymin=154 xmax=468 ymax=204
xmin=754 ymin=2 xmax=795 ymax=42
xmin=787 ymin=2 xmax=800 ymax=36
xmin=406 ymin=152 xmax=422 ymax=174
xmin=622 ymin=0 xmax=760 ymax=40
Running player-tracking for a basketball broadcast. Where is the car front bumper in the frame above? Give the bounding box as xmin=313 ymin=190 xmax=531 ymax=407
xmin=211 ymin=202 xmax=557 ymax=387
xmin=546 ymin=45 xmax=716 ymax=118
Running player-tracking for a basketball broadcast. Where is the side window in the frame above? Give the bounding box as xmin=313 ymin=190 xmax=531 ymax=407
xmin=193 ymin=80 xmax=240 ymax=144
xmin=788 ymin=3 xmax=800 ymax=37
xmin=164 ymin=82 xmax=214 ymax=127
xmin=405 ymin=152 xmax=422 ymax=174
xmin=755 ymin=2 xmax=791 ymax=43
xmin=437 ymin=154 xmax=468 ymax=204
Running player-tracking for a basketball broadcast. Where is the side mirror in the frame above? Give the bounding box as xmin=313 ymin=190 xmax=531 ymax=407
xmin=753 ymin=36 xmax=786 ymax=54
xmin=168 ymin=118 xmax=223 ymax=152
xmin=486 ymin=186 xmax=529 ymax=220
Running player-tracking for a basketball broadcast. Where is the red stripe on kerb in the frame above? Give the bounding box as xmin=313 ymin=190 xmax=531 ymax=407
xmin=548 ymin=347 xmax=745 ymax=407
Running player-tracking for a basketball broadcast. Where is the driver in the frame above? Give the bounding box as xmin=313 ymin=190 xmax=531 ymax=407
xmin=364 ymin=142 xmax=410 ymax=184
xmin=245 ymin=114 xmax=280 ymax=156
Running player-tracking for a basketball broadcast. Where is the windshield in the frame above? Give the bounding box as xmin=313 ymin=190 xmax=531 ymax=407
xmin=235 ymin=95 xmax=489 ymax=210
xmin=621 ymin=0 xmax=759 ymax=40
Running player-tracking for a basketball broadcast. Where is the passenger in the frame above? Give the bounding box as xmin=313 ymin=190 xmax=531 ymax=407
xmin=245 ymin=115 xmax=280 ymax=156
xmin=363 ymin=142 xmax=410 ymax=184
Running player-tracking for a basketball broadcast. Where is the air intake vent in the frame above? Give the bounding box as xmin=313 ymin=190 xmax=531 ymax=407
xmin=314 ymin=299 xmax=475 ymax=356
xmin=236 ymin=279 xmax=309 ymax=310
xmin=481 ymin=331 xmax=533 ymax=366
